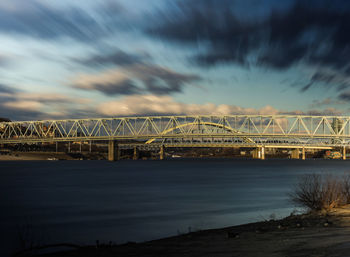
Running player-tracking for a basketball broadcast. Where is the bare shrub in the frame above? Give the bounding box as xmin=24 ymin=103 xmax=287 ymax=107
xmin=321 ymin=174 xmax=344 ymax=210
xmin=342 ymin=172 xmax=350 ymax=203
xmin=290 ymin=173 xmax=350 ymax=211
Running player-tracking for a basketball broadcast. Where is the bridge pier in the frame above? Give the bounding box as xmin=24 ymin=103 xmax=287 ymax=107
xmin=291 ymin=148 xmax=300 ymax=159
xmin=252 ymin=147 xmax=265 ymax=160
xmin=261 ymin=146 xmax=265 ymax=160
xmin=252 ymin=148 xmax=258 ymax=159
xmin=160 ymin=145 xmax=165 ymax=160
xmin=343 ymin=146 xmax=346 ymax=160
xmin=302 ymin=148 xmax=305 ymax=160
xmin=133 ymin=146 xmax=138 ymax=160
xmin=108 ymin=140 xmax=119 ymax=161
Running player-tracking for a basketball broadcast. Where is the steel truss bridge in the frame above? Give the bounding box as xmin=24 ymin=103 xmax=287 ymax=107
xmin=1 ymin=114 xmax=350 ymax=160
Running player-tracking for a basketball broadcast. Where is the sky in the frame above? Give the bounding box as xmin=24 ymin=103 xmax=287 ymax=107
xmin=1 ymin=0 xmax=350 ymax=121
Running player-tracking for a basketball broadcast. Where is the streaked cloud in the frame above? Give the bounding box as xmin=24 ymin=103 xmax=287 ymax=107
xmin=0 ymin=0 xmax=125 ymax=42
xmin=75 ymin=49 xmax=151 ymax=67
xmin=72 ymin=63 xmax=201 ymax=95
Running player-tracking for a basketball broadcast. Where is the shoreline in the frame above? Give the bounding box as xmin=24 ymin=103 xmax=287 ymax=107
xmin=0 ymin=151 xmax=338 ymax=161
xmin=21 ymin=206 xmax=350 ymax=257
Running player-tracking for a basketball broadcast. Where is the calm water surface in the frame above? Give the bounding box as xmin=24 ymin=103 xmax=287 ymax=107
xmin=1 ymin=158 xmax=350 ymax=255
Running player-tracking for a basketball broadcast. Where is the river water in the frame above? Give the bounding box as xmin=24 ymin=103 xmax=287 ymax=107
xmin=1 ymin=159 xmax=350 ymax=255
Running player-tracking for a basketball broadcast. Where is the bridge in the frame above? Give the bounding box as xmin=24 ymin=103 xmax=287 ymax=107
xmin=1 ymin=114 xmax=350 ymax=160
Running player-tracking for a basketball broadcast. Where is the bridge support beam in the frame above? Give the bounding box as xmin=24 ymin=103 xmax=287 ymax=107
xmin=108 ymin=140 xmax=119 ymax=162
xmin=160 ymin=145 xmax=165 ymax=160
xmin=343 ymin=146 xmax=346 ymax=160
xmin=291 ymin=148 xmax=300 ymax=159
xmin=133 ymin=146 xmax=138 ymax=160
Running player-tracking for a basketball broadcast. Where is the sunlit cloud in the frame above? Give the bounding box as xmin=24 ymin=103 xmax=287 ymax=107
xmin=3 ymin=100 xmax=43 ymax=111
xmin=97 ymin=94 xmax=280 ymax=116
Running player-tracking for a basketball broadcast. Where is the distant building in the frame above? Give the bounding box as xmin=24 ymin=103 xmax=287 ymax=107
xmin=332 ymin=118 xmax=343 ymax=134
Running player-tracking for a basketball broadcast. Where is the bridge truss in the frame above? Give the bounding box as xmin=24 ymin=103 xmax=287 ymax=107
xmin=0 ymin=115 xmax=350 ymax=148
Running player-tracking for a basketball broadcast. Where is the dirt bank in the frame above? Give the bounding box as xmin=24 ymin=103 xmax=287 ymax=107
xmin=15 ymin=206 xmax=350 ymax=257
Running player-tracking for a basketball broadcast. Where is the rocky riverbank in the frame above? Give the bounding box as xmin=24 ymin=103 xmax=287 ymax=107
xmin=17 ymin=206 xmax=350 ymax=257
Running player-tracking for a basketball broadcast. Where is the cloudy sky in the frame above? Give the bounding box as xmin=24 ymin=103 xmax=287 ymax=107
xmin=0 ymin=0 xmax=350 ymax=120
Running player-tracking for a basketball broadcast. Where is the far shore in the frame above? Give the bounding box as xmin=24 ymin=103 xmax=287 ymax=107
xmin=15 ymin=206 xmax=350 ymax=257
xmin=0 ymin=151 xmax=106 ymax=161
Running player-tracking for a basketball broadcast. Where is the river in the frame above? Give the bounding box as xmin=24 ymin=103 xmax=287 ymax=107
xmin=1 ymin=158 xmax=349 ymax=256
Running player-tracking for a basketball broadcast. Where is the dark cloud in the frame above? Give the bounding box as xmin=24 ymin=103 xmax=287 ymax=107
xmin=309 ymin=97 xmax=346 ymax=108
xmin=0 ymin=84 xmax=17 ymax=94
xmin=72 ymin=63 xmax=201 ymax=96
xmin=76 ymin=79 xmax=141 ymax=95
xmin=0 ymin=108 xmax=44 ymax=121
xmin=75 ymin=50 xmax=150 ymax=67
xmin=138 ymin=65 xmax=201 ymax=95
xmin=305 ymin=108 xmax=343 ymax=116
xmin=300 ymin=70 xmax=350 ymax=92
xmin=338 ymin=91 xmax=350 ymax=101
xmin=148 ymin=0 xmax=350 ymax=91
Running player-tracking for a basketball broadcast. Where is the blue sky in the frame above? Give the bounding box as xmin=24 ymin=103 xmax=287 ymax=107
xmin=0 ymin=0 xmax=350 ymax=120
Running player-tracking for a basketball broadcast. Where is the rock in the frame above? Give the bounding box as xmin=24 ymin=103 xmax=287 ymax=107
xmin=227 ymin=231 xmax=239 ymax=238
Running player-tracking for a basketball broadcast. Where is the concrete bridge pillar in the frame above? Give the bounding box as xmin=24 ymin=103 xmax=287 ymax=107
xmin=291 ymin=148 xmax=300 ymax=159
xmin=261 ymin=146 xmax=265 ymax=160
xmin=252 ymin=148 xmax=258 ymax=159
xmin=160 ymin=145 xmax=165 ymax=160
xmin=133 ymin=146 xmax=138 ymax=160
xmin=252 ymin=147 xmax=265 ymax=159
xmin=108 ymin=140 xmax=119 ymax=161
xmin=302 ymin=148 xmax=305 ymax=160
xmin=343 ymin=146 xmax=346 ymax=160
